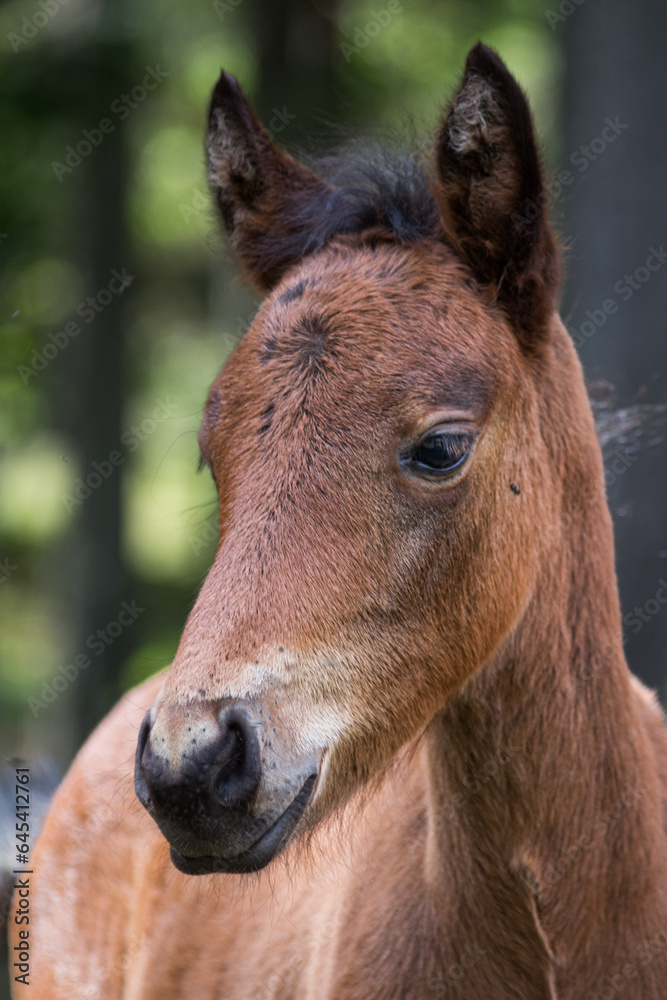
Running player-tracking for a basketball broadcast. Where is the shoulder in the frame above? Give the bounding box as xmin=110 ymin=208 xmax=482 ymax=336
xmin=40 ymin=671 xmax=166 ymax=848
xmin=26 ymin=674 xmax=169 ymax=997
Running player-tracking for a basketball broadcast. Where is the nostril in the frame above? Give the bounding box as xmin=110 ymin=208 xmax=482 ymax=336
xmin=212 ymin=724 xmax=243 ymax=804
xmin=133 ymin=704 xmax=262 ymax=822
xmin=210 ymin=710 xmax=261 ymax=808
xmin=134 ymin=711 xmax=153 ymax=809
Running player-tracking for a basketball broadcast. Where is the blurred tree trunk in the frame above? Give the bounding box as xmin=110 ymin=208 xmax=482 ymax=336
xmin=250 ymin=0 xmax=341 ymax=144
xmin=562 ymin=0 xmax=667 ymax=697
xmin=208 ymin=0 xmax=342 ymax=297
xmin=63 ymin=70 xmax=128 ymax=753
xmin=49 ymin=27 xmax=136 ymax=757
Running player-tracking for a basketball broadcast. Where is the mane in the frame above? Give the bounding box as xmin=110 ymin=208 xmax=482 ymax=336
xmin=297 ymin=141 xmax=441 ymax=253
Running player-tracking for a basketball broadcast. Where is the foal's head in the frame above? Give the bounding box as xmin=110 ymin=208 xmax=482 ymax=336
xmin=135 ymin=45 xmax=593 ymax=874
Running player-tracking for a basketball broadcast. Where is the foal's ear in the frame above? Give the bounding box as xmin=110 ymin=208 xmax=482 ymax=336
xmin=435 ymin=43 xmax=559 ymax=350
xmin=207 ymin=72 xmax=334 ymax=290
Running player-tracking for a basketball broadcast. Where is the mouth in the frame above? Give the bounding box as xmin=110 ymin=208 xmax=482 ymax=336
xmin=169 ymin=773 xmax=317 ymax=875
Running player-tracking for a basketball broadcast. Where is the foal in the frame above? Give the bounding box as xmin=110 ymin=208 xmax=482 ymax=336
xmin=20 ymin=44 xmax=667 ymax=999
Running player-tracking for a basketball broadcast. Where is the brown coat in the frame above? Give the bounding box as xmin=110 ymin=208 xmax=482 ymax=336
xmin=15 ymin=43 xmax=667 ymax=1000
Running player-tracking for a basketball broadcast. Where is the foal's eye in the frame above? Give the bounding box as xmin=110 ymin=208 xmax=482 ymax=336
xmin=401 ymin=431 xmax=473 ymax=480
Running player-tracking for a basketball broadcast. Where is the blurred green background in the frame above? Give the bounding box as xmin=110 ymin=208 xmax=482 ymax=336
xmin=1 ymin=0 xmax=666 ymax=769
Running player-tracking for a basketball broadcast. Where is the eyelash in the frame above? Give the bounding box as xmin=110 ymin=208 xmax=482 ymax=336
xmin=400 ymin=428 xmax=476 ymax=481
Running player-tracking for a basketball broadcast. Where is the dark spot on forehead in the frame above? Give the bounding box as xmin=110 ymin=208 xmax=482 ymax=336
xmin=278 ymin=280 xmax=307 ymax=305
xmin=294 ymin=313 xmax=329 ymax=343
xmin=262 ymin=335 xmax=279 ymax=364
xmin=260 ymin=312 xmax=334 ymax=372
xmin=258 ymin=402 xmax=275 ymax=435
xmin=291 ymin=314 xmax=331 ymax=370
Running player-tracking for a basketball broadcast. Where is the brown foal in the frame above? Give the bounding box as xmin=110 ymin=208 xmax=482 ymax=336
xmin=17 ymin=43 xmax=667 ymax=1000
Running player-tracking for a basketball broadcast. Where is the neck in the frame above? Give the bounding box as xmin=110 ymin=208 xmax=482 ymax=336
xmin=424 ymin=481 xmax=667 ymax=997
